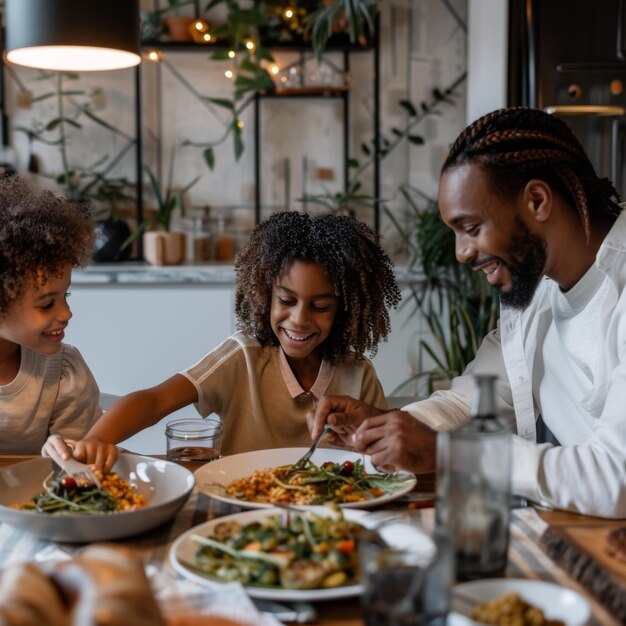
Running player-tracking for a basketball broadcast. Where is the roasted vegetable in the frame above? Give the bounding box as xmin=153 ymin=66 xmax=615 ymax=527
xmin=190 ymin=507 xmax=365 ymax=590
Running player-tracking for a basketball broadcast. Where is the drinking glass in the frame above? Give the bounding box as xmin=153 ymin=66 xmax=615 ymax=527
xmin=165 ymin=418 xmax=222 ymax=463
xmin=359 ymin=515 xmax=454 ymax=626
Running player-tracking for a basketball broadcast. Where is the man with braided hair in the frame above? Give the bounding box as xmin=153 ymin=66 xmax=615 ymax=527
xmin=309 ymin=106 xmax=626 ymax=518
xmin=45 ymin=211 xmax=402 ymax=472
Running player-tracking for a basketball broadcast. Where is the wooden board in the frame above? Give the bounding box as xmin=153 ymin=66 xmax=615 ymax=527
xmin=540 ymin=525 xmax=626 ymax=622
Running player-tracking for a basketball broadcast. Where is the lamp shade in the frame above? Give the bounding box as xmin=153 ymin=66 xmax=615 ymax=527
xmin=5 ymin=0 xmax=141 ymax=72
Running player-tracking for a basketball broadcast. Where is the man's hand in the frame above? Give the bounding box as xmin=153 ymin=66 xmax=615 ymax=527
xmin=351 ymin=410 xmax=437 ymax=474
xmin=307 ymin=395 xmax=385 ymax=447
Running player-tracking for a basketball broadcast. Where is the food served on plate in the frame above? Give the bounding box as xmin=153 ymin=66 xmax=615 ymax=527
xmin=224 ymin=458 xmax=405 ymax=505
xmin=186 ymin=506 xmax=364 ymax=590
xmin=11 ymin=469 xmax=147 ymax=515
xmin=471 ymin=592 xmax=565 ymax=626
xmin=606 ymin=526 xmax=626 ymax=563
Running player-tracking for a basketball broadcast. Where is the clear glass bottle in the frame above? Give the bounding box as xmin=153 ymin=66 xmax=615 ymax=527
xmin=435 ymin=374 xmax=512 ymax=581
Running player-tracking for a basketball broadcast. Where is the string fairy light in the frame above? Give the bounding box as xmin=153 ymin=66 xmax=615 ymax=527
xmin=146 ymin=49 xmax=162 ymax=62
xmin=192 ymin=19 xmax=207 ymax=33
xmin=190 ymin=19 xmax=212 ymax=44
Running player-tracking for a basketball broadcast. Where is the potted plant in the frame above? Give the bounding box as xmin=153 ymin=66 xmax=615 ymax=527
xmin=385 ymin=189 xmax=499 ymax=394
xmin=308 ymin=0 xmax=378 ymax=56
xmin=90 ymin=176 xmax=137 ymax=263
xmin=11 ymin=71 xmax=141 ymax=262
xmin=163 ymin=0 xmax=198 ymax=42
xmin=125 ymin=156 xmax=200 ymax=265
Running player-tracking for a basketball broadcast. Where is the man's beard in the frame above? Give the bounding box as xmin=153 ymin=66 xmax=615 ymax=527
xmin=499 ymin=217 xmax=547 ymax=310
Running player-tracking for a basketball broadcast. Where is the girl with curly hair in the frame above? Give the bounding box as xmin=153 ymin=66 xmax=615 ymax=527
xmin=0 ymin=176 xmax=100 ymax=453
xmin=45 ymin=211 xmax=401 ymax=471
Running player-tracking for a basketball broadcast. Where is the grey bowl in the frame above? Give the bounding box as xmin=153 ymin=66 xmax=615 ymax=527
xmin=0 ymin=453 xmax=194 ymax=542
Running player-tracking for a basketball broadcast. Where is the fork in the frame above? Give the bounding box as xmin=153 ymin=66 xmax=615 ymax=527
xmin=287 ymin=424 xmax=331 ymax=476
xmin=48 ymin=437 xmax=101 ymax=488
xmin=60 ymin=457 xmax=101 ymax=489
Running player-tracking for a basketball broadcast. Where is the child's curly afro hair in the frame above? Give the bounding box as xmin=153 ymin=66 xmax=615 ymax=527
xmin=234 ymin=211 xmax=401 ymax=363
xmin=0 ymin=176 xmax=95 ymax=317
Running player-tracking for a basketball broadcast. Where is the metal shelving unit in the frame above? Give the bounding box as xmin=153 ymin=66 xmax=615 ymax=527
xmin=138 ymin=29 xmax=380 ymax=231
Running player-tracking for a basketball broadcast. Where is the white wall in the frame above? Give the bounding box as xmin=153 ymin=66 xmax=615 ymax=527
xmin=466 ymin=0 xmax=509 ymax=124
xmin=66 ymin=279 xmax=235 ymax=454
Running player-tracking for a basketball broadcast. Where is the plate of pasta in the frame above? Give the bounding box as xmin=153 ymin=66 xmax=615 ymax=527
xmin=194 ymin=447 xmax=416 ymax=509
xmin=0 ymin=453 xmax=194 ymax=542
xmin=452 ymin=579 xmax=590 ymax=626
xmin=169 ymin=505 xmax=370 ymax=601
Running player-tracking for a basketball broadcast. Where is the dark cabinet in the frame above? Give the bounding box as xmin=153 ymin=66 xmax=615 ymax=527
xmin=508 ymin=0 xmax=626 ymax=196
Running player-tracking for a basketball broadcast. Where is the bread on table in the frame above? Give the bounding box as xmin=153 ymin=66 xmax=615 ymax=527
xmin=0 ymin=545 xmax=165 ymax=626
xmin=0 ymin=561 xmax=69 ymax=626
xmin=52 ymin=544 xmax=166 ymax=626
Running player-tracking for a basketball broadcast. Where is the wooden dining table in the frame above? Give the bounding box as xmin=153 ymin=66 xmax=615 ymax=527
xmin=0 ymin=454 xmax=623 ymax=626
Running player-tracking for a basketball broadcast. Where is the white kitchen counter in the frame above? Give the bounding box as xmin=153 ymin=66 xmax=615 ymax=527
xmin=72 ymin=263 xmax=238 ymax=285
xmin=72 ymin=262 xmax=422 ymax=286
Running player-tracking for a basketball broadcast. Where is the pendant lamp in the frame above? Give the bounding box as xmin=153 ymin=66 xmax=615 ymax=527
xmin=5 ymin=0 xmax=141 ymax=72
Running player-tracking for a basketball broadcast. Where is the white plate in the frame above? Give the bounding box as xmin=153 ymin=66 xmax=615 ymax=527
xmin=447 ymin=615 xmax=479 ymax=626
xmin=0 ymin=454 xmax=195 ymax=542
xmin=452 ymin=578 xmax=591 ymax=626
xmin=170 ymin=506 xmax=370 ymax=601
xmin=194 ymin=447 xmax=416 ymax=509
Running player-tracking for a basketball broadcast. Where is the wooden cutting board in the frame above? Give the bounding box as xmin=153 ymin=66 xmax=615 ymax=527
xmin=540 ymin=524 xmax=626 ymax=622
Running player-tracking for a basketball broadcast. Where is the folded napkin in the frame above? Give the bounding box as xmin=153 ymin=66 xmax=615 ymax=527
xmin=155 ymin=578 xmax=282 ymax=626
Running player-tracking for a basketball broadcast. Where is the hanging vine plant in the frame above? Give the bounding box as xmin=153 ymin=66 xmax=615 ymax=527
xmin=179 ymin=0 xmax=379 ymax=170
xmin=12 ymin=71 xmax=137 ymax=213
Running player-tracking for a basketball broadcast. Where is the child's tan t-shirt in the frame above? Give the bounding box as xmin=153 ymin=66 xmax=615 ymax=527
xmin=179 ymin=332 xmax=387 ymax=455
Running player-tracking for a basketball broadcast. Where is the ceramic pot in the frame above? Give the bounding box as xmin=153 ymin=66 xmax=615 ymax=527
xmin=164 ymin=16 xmax=194 ymax=42
xmin=143 ymin=231 xmax=187 ymax=266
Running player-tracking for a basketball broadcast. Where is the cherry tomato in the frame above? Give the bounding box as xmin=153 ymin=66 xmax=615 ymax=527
xmin=340 ymin=460 xmax=354 ymax=476
xmin=60 ymin=476 xmax=77 ymax=491
xmin=336 ymin=538 xmax=355 ymax=554
xmin=321 ymin=461 xmax=336 ymax=470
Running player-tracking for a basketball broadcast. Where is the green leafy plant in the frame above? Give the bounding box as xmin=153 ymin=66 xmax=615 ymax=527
xmin=308 ymin=0 xmax=378 ymax=59
xmin=13 ymin=71 xmax=138 ymax=218
xmin=294 ymin=77 xmax=466 ymax=222
xmin=347 ymin=76 xmax=466 ymax=194
xmin=140 ymin=0 xmax=199 ymax=41
xmin=385 ymin=188 xmax=499 ymax=393
xmin=294 ymin=67 xmax=482 ymax=392
xmin=143 ymin=167 xmax=199 ymax=232
xmin=124 ymin=152 xmax=201 ymax=247
xmin=181 ymin=0 xmax=378 ymax=169
xmin=166 ymin=0 xmax=198 ymax=14
xmin=173 ymin=0 xmax=277 ymax=168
